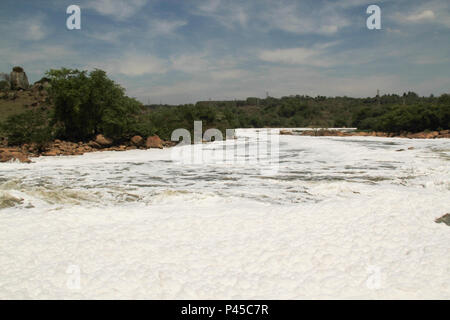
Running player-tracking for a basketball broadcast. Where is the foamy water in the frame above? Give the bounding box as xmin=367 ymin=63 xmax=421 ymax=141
xmin=0 ymin=130 xmax=449 ymax=299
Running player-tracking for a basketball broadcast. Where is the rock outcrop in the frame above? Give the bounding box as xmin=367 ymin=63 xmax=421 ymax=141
xmin=9 ymin=66 xmax=29 ymax=90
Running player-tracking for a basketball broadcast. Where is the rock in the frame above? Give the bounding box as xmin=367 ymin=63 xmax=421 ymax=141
xmin=10 ymin=66 xmax=29 ymax=90
xmin=95 ymin=134 xmax=113 ymax=147
xmin=163 ymin=141 xmax=177 ymax=147
xmin=279 ymin=130 xmax=293 ymax=135
xmin=11 ymin=152 xmax=31 ymax=163
xmin=130 ymin=135 xmax=144 ymax=147
xmin=395 ymin=149 xmax=405 ymax=152
xmin=0 ymin=151 xmax=13 ymax=162
xmin=146 ymin=135 xmax=163 ymax=149
xmin=42 ymin=149 xmax=61 ymax=157
xmin=435 ymin=214 xmax=450 ymax=226
xmin=0 ymin=149 xmax=31 ymax=163
xmin=408 ymin=147 xmax=415 ymax=150
xmin=87 ymin=141 xmax=101 ymax=149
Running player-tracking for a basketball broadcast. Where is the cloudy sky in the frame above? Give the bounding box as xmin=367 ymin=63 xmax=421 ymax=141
xmin=1 ymin=0 xmax=449 ymax=104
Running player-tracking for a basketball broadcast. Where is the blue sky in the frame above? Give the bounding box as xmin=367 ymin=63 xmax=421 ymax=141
xmin=1 ymin=0 xmax=449 ymax=104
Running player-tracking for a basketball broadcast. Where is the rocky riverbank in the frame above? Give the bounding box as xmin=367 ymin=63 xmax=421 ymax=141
xmin=0 ymin=134 xmax=175 ymax=163
xmin=280 ymin=129 xmax=450 ymax=139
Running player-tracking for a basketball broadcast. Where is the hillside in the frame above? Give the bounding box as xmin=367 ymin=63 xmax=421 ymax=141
xmin=0 ymin=89 xmax=51 ymax=122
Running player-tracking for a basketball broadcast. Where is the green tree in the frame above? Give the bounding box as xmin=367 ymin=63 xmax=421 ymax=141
xmin=46 ymin=68 xmax=142 ymax=141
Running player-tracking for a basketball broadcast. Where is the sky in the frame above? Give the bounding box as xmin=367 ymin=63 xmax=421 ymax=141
xmin=0 ymin=0 xmax=449 ymax=104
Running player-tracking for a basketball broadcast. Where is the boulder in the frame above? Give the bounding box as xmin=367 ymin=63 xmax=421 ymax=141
xmin=10 ymin=66 xmax=29 ymax=90
xmin=130 ymin=135 xmax=144 ymax=147
xmin=146 ymin=135 xmax=163 ymax=149
xmin=95 ymin=134 xmax=113 ymax=147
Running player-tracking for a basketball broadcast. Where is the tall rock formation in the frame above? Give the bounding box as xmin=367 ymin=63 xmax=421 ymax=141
xmin=10 ymin=66 xmax=29 ymax=90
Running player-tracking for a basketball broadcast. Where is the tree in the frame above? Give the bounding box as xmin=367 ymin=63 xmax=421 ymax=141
xmin=46 ymin=68 xmax=142 ymax=141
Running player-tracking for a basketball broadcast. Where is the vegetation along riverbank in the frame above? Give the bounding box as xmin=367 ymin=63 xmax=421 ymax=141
xmin=0 ymin=67 xmax=448 ymax=163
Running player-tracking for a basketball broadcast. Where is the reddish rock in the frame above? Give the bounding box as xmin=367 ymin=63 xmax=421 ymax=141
xmin=0 ymin=149 xmax=31 ymax=163
xmin=95 ymin=134 xmax=113 ymax=147
xmin=88 ymin=141 xmax=101 ymax=149
xmin=130 ymin=135 xmax=144 ymax=147
xmin=146 ymin=135 xmax=163 ymax=149
xmin=42 ymin=150 xmax=60 ymax=156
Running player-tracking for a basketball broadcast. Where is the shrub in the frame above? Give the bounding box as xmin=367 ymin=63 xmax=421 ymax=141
xmin=1 ymin=109 xmax=53 ymax=148
xmin=0 ymin=80 xmax=10 ymax=91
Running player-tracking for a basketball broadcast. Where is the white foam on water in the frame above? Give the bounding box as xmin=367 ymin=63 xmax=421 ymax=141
xmin=0 ymin=131 xmax=449 ymax=299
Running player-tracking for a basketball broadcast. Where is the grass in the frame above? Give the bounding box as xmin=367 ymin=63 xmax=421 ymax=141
xmin=0 ymin=91 xmax=48 ymax=122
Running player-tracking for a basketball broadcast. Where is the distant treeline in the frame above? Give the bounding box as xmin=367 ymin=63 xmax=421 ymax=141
xmin=1 ymin=68 xmax=449 ymax=146
xmin=144 ymin=92 xmax=449 ymax=139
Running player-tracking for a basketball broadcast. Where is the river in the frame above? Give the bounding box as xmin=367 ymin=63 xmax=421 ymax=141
xmin=0 ymin=129 xmax=449 ymax=299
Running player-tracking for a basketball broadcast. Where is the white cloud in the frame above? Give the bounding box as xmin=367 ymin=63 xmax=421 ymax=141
xmin=193 ymin=0 xmax=248 ymax=29
xmin=171 ymin=54 xmax=210 ymax=73
xmin=394 ymin=1 xmax=450 ymax=28
xmin=264 ymin=3 xmax=350 ymax=35
xmin=9 ymin=14 xmax=49 ymax=41
xmin=260 ymin=48 xmax=320 ymax=65
xmin=150 ymin=19 xmax=188 ymax=36
xmin=86 ymin=0 xmax=148 ymax=20
xmin=87 ymin=30 xmax=127 ymax=43
xmin=259 ymin=43 xmax=341 ymax=67
xmin=198 ymin=0 xmax=221 ymax=13
xmin=3 ymin=45 xmax=73 ymax=64
xmin=405 ymin=10 xmax=436 ymax=22
xmin=25 ymin=23 xmax=47 ymax=41
xmin=88 ymin=53 xmax=168 ymax=76
xmin=210 ymin=69 xmax=245 ymax=80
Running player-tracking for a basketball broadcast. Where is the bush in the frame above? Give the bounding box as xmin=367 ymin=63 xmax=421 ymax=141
xmin=0 ymin=80 xmax=10 ymax=91
xmin=1 ymin=109 xmax=53 ymax=147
